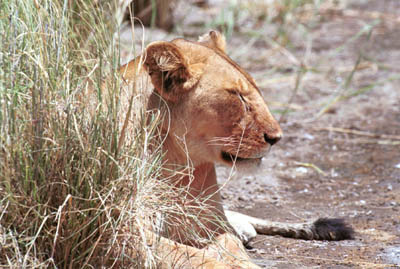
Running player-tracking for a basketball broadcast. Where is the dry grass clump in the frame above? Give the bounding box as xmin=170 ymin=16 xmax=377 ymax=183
xmin=0 ymin=0 xmax=201 ymax=268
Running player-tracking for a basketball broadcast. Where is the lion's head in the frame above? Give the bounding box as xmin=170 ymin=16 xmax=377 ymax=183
xmin=143 ymin=31 xmax=282 ymax=169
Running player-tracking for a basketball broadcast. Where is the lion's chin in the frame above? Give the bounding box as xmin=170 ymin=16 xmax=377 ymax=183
xmin=220 ymin=151 xmax=263 ymax=168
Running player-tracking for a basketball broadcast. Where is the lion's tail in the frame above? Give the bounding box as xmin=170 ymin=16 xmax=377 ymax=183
xmin=226 ymin=210 xmax=354 ymax=241
xmin=250 ymin=216 xmax=354 ymax=240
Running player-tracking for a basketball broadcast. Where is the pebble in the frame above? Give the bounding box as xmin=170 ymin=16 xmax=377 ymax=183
xmin=357 ymin=200 xmax=366 ymax=206
xmin=303 ymin=133 xmax=315 ymax=140
xmin=295 ymin=167 xmax=308 ymax=174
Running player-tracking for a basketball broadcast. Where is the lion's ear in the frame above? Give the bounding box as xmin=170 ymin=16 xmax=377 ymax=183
xmin=198 ymin=30 xmax=226 ymax=53
xmin=144 ymin=41 xmax=196 ymax=102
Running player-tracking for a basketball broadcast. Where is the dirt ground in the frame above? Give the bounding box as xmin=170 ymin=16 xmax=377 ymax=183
xmin=122 ymin=0 xmax=400 ymax=267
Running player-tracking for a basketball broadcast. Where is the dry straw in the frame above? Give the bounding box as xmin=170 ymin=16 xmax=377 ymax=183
xmin=0 ymin=1 xmax=221 ymax=268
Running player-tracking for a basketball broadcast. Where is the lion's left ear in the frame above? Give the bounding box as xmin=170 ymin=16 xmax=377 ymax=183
xmin=144 ymin=41 xmax=197 ymax=103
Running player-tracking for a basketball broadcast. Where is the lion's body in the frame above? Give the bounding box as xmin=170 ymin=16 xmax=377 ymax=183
xmin=115 ymin=31 xmax=353 ymax=268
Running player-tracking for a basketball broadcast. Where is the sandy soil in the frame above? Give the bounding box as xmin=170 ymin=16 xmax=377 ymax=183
xmin=122 ymin=0 xmax=400 ymax=267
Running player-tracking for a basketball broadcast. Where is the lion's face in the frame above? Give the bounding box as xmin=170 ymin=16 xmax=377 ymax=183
xmin=144 ymin=31 xmax=282 ymax=168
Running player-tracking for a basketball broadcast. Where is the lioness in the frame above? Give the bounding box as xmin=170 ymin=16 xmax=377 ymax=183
xmin=117 ymin=31 xmax=353 ymax=268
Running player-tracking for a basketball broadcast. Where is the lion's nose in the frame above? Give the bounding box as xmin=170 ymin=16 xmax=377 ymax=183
xmin=264 ymin=132 xmax=282 ymax=146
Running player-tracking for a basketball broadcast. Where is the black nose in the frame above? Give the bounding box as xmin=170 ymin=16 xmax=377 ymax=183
xmin=264 ymin=133 xmax=282 ymax=146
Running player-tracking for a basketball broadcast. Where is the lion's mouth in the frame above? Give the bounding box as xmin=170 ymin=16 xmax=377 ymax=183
xmin=221 ymin=151 xmax=262 ymax=163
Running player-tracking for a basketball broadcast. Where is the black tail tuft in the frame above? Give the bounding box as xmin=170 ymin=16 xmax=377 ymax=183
xmin=313 ymin=218 xmax=354 ymax=240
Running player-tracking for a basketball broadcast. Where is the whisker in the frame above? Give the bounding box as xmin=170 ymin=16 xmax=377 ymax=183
xmin=206 ymin=136 xmax=236 ymax=146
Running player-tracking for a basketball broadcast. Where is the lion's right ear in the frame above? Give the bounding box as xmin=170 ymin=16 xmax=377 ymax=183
xmin=144 ymin=41 xmax=196 ymax=103
xmin=198 ymin=30 xmax=226 ymax=53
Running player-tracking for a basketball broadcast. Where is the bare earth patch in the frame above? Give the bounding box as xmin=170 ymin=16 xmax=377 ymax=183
xmin=219 ymin=1 xmax=400 ymax=267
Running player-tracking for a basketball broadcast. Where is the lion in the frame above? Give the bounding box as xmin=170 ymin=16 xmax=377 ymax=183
xmin=116 ymin=30 xmax=354 ymax=268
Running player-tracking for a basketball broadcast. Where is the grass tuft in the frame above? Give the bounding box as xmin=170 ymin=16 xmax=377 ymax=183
xmin=0 ymin=0 xmax=177 ymax=267
xmin=0 ymin=1 xmax=226 ymax=267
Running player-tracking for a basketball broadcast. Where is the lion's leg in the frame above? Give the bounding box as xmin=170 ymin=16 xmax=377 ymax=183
xmin=141 ymin=229 xmax=260 ymax=269
xmin=141 ymin=229 xmax=225 ymax=269
xmin=225 ymin=210 xmax=354 ymax=242
xmin=205 ymin=233 xmax=261 ymax=269
xmin=224 ymin=210 xmax=257 ymax=244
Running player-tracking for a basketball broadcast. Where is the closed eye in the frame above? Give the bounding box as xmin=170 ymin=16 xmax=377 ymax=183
xmin=238 ymin=92 xmax=245 ymax=103
xmin=226 ymin=89 xmax=250 ymax=112
xmin=237 ymin=92 xmax=250 ymax=112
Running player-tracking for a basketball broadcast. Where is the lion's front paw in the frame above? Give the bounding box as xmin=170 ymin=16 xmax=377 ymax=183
xmin=225 ymin=210 xmax=257 ymax=244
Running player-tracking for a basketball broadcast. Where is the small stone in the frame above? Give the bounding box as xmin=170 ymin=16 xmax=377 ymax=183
xmin=357 ymin=200 xmax=366 ymax=206
xmin=295 ymin=167 xmax=308 ymax=174
xmin=304 ymin=133 xmax=315 ymax=140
